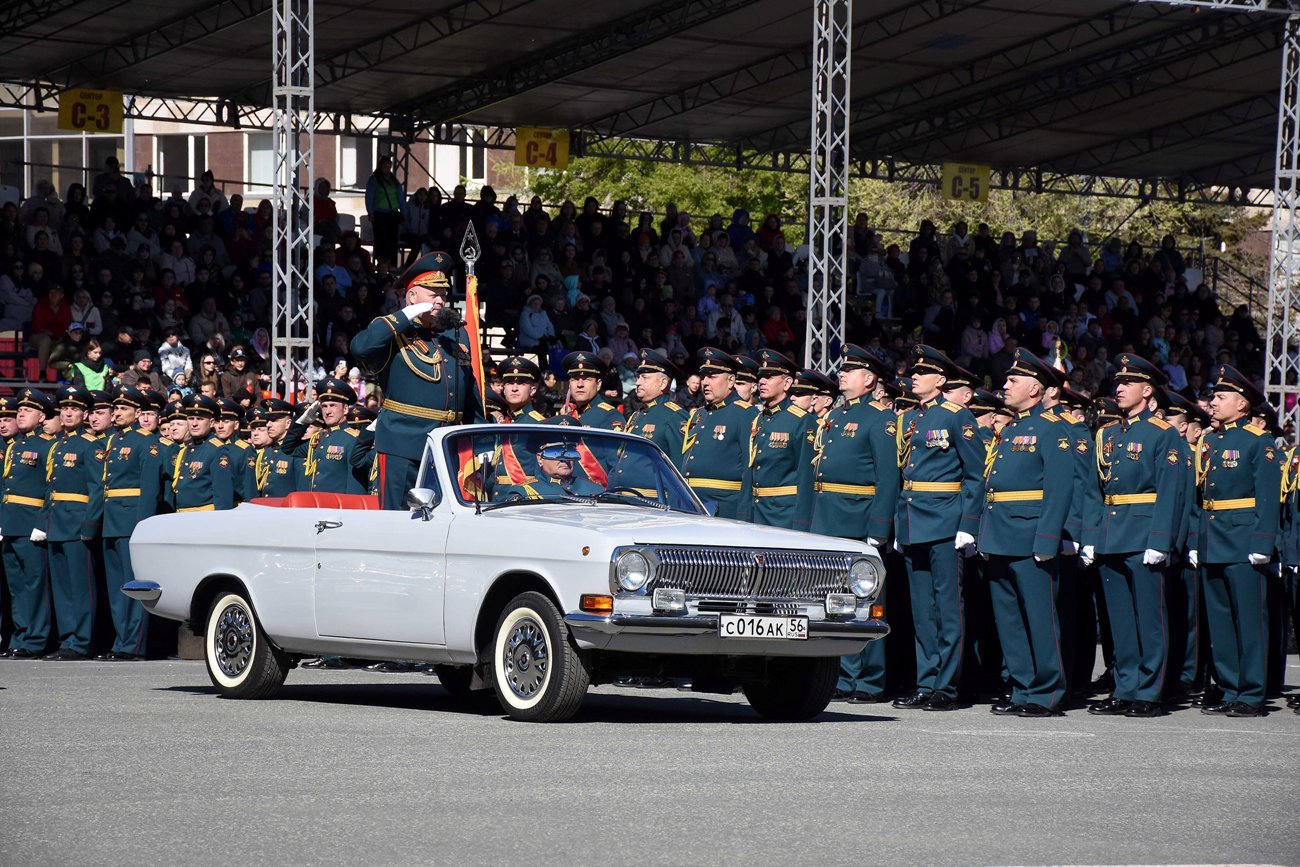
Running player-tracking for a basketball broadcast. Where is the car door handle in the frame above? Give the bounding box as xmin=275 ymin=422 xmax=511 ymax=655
xmin=315 ymin=520 xmax=343 ymax=534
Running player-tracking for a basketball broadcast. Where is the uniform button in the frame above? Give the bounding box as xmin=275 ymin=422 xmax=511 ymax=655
xmin=907 ymin=497 xmax=913 ymax=503
xmin=1111 ymin=511 xmax=1117 ymax=516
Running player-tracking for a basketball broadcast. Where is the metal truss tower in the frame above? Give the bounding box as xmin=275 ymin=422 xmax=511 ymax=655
xmin=805 ymin=0 xmax=851 ymax=372
xmin=1266 ymin=14 xmax=1300 ymax=430
xmin=270 ymin=0 xmax=315 ymax=400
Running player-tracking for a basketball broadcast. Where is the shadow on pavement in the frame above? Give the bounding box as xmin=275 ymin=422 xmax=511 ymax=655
xmin=156 ymin=683 xmax=896 ymax=723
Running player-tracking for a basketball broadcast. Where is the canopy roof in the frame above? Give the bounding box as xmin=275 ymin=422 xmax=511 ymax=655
xmin=0 ymin=0 xmax=1281 ymax=191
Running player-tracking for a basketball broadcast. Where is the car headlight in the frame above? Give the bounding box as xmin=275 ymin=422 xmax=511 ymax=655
xmin=848 ymin=557 xmax=883 ymax=599
xmin=614 ymin=549 xmax=652 ymax=592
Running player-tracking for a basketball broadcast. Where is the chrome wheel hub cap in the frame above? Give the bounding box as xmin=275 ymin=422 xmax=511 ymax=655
xmin=503 ymin=618 xmax=549 ymax=699
xmin=214 ymin=604 xmax=254 ymax=678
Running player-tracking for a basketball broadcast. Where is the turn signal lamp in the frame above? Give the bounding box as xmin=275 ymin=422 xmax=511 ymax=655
xmin=580 ymin=594 xmax=613 ymax=614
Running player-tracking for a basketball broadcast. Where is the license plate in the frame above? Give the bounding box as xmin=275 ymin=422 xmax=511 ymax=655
xmin=719 ymin=614 xmax=808 ymax=640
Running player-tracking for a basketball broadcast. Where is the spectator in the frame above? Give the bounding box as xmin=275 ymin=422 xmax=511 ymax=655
xmin=29 ymin=285 xmax=72 ymax=379
xmin=188 ymin=170 xmax=229 ymax=215
xmin=0 ymin=259 xmax=36 ymax=330
xmin=517 ymin=294 xmax=557 ymax=351
xmin=189 ymin=297 xmax=230 ymax=346
xmin=68 ymin=338 xmax=110 ymax=390
xmin=219 ymin=347 xmax=259 ymax=402
xmin=119 ymin=350 xmax=165 ymax=392
xmin=91 ymin=156 xmax=134 ymax=204
xmin=365 ymin=155 xmax=404 ymax=266
xmin=49 ymin=320 xmax=89 ymax=375
xmin=196 ymin=352 xmax=221 ymax=394
xmin=157 ymin=327 xmax=193 ymax=383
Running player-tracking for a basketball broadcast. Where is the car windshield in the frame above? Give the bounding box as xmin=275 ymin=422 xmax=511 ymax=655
xmin=442 ymin=426 xmax=704 ymax=514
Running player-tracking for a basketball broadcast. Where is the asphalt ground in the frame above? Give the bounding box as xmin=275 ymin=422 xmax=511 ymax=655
xmin=1 ymin=657 xmax=1297 ymax=867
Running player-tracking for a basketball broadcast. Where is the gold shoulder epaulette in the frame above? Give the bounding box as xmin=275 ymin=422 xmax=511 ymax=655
xmin=787 ymin=405 xmax=808 ymax=418
xmin=941 ymin=400 xmax=963 ymax=412
xmin=1244 ymin=423 xmax=1266 ymax=436
xmin=1147 ymin=416 xmax=1172 ymax=430
xmin=527 ymin=410 xmax=546 ymax=421
xmin=665 ymin=401 xmax=682 ymax=412
xmin=81 ymin=432 xmax=97 ymax=441
xmin=736 ymin=400 xmax=752 ymax=409
xmin=345 ymin=427 xmax=360 ymax=437
xmin=234 ymin=440 xmax=250 ymax=450
xmin=597 ymin=402 xmax=617 ymax=412
xmin=870 ymin=399 xmax=891 ymax=411
xmin=1042 ymin=410 xmax=1060 ymax=422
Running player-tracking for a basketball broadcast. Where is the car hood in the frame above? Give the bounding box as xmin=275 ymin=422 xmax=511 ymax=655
xmin=476 ymin=503 xmax=871 ymax=554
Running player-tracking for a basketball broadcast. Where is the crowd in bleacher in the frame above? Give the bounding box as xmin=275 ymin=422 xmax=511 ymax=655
xmin=0 ymin=154 xmax=1269 ymax=421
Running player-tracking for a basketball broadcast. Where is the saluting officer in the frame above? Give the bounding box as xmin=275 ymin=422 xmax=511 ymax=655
xmin=893 ymin=345 xmax=986 ymax=712
xmin=680 ymin=348 xmax=759 ymax=520
xmin=745 ymin=348 xmax=817 ymax=531
xmin=732 ymin=354 xmax=759 ymax=405
xmin=980 ymin=349 xmax=1074 ymax=717
xmin=42 ymin=387 xmax=103 ymax=660
xmin=350 ymin=251 xmax=482 ymax=509
xmin=1088 ymin=354 xmax=1185 ymax=718
xmin=623 ymin=349 xmax=688 ymax=466
xmin=282 ymin=378 xmax=375 ymax=495
xmin=0 ymin=389 xmax=59 ymax=658
xmin=808 ymin=344 xmax=900 ymax=703
xmin=1195 ymin=366 xmax=1281 ymax=717
xmin=94 ymin=386 xmax=165 ymax=659
xmin=172 ymin=394 xmax=235 ymax=513
xmin=252 ymin=398 xmax=295 ymax=498
xmin=547 ymin=351 xmax=626 ymax=430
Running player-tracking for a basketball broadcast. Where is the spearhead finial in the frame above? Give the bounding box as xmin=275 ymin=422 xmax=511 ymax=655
xmin=459 ymin=221 xmax=481 ymax=268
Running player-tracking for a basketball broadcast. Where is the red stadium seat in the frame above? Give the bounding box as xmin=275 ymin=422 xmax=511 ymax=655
xmin=249 ymin=492 xmax=380 ymax=510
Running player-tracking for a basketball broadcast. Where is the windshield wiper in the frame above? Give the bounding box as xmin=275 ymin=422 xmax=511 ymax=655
xmin=591 ymin=490 xmax=670 ymax=511
xmin=479 ymin=494 xmax=589 ymax=513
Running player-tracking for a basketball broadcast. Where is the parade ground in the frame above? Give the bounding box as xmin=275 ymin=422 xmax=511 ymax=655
xmin=3 ymin=658 xmax=1297 ymax=866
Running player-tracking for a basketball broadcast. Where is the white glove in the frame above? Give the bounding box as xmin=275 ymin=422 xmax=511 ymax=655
xmin=1034 ymin=552 xmax=1052 ymax=562
xmin=366 ymin=419 xmax=378 ymax=432
xmin=1188 ymin=550 xmax=1199 ymax=568
xmin=892 ymin=538 xmax=902 ymax=554
xmin=401 ymin=302 xmax=435 ymax=323
xmin=867 ymin=537 xmax=885 ymax=549
xmin=1142 ymin=549 xmax=1167 ymax=566
xmin=30 ymin=528 xmax=46 ymax=543
xmin=1080 ymin=545 xmax=1095 ymax=567
xmin=954 ymin=531 xmax=977 ymax=557
xmin=1060 ymin=540 xmax=1079 ymax=556
xmin=1248 ymin=552 xmax=1270 ymax=566
xmin=1289 ymin=565 xmax=1298 ymax=575
xmin=295 ymin=400 xmax=320 ymax=426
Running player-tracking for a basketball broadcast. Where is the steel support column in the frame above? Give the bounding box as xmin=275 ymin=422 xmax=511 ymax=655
xmin=805 ymin=0 xmax=851 ymax=372
xmin=270 ymin=0 xmax=314 ymax=400
xmin=1266 ymin=14 xmax=1300 ymax=428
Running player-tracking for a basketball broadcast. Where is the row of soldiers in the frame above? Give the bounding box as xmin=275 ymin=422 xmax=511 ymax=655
xmin=0 ymin=378 xmax=384 ymax=660
xmin=491 ymin=341 xmax=1295 ymax=718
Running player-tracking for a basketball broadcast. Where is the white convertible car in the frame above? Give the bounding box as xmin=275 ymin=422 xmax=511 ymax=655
xmin=126 ymin=424 xmax=887 ymax=722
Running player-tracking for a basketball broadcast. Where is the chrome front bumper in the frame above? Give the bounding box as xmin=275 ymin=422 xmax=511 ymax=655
xmin=563 ymin=611 xmax=889 ymax=655
xmin=120 ymin=580 xmax=162 ymax=602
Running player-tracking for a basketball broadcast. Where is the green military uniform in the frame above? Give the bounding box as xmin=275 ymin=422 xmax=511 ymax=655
xmin=215 ymin=398 xmax=256 ymax=503
xmin=0 ymin=389 xmax=58 ymax=656
xmin=1195 ymin=366 xmax=1281 ymax=715
xmin=156 ymin=402 xmax=186 ymax=489
xmin=94 ymin=386 xmax=167 ymax=657
xmin=743 ymin=349 xmax=816 ymax=531
xmin=1161 ymin=390 xmax=1208 ymax=697
xmin=490 ymin=357 xmax=549 ymax=490
xmin=979 ymin=351 xmax=1074 ymax=715
xmin=1054 ymin=389 xmax=1104 ymax=696
xmin=681 ymin=349 xmax=759 ymax=520
xmin=349 ymin=251 xmax=482 ymax=509
xmin=282 ymin=378 xmax=375 ymax=496
xmin=610 ymin=349 xmax=688 ymax=495
xmin=251 ymin=399 xmax=295 ymax=498
xmin=172 ymin=394 xmax=236 ymax=513
xmin=44 ymin=387 xmax=103 ymax=657
xmin=543 ymin=351 xmax=625 ymax=488
xmin=807 ymin=345 xmax=899 ymax=701
xmin=894 ymin=346 xmax=986 ymax=708
xmin=1089 ymin=355 xmax=1185 ymax=716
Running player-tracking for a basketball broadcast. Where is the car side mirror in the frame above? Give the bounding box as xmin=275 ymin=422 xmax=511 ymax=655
xmin=406 ymin=487 xmax=438 ymax=521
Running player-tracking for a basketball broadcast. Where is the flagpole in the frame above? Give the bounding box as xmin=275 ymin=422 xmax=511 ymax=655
xmin=459 ymin=222 xmax=487 ymax=416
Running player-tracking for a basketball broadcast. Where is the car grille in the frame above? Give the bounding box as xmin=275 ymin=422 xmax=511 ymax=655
xmin=649 ymin=546 xmax=851 ymax=601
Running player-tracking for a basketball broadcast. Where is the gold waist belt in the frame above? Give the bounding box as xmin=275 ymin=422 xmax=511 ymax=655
xmin=1202 ymin=497 xmax=1255 ymax=511
xmin=753 ymin=485 xmax=798 ymax=498
xmin=687 ymin=478 xmax=742 ymax=491
xmin=814 ymin=482 xmax=876 ymax=495
xmin=51 ymin=493 xmax=90 ymax=503
xmin=1104 ymin=493 xmax=1157 ymax=506
xmin=987 ymin=490 xmax=1043 ymax=503
xmin=381 ymin=399 xmax=460 ymax=422
xmin=902 ymin=480 xmax=960 ymax=492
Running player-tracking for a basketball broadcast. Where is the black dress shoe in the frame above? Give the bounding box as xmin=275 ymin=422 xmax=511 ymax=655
xmin=1124 ymin=700 xmax=1162 ymax=718
xmin=1225 ymin=702 xmax=1264 ymax=717
xmin=1017 ymin=703 xmax=1057 ymax=718
xmin=1200 ymin=702 xmax=1232 ymax=715
xmin=0 ymin=648 xmax=10 ymax=658
xmin=94 ymin=652 xmax=116 ymax=661
xmin=1087 ymin=697 xmax=1132 ymax=715
xmin=1285 ymin=694 xmax=1300 ymax=708
xmin=7 ymin=648 xmax=42 ymax=659
xmin=923 ymin=693 xmax=958 ymax=711
xmin=110 ymin=652 xmax=143 ymax=661
xmin=1192 ymin=691 xmax=1224 ymax=708
xmin=990 ymin=702 xmax=1024 ymax=716
xmin=44 ymin=648 xmax=90 ymax=661
xmin=1089 ymin=672 xmax=1115 ymax=695
xmin=847 ymin=691 xmax=888 ymax=704
xmin=892 ymin=691 xmax=933 ymax=709
xmin=832 ymin=689 xmax=852 ymax=702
